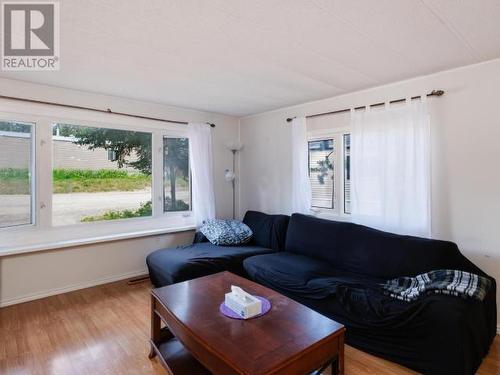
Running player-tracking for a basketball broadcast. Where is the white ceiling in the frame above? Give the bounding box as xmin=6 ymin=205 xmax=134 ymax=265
xmin=2 ymin=0 xmax=500 ymax=117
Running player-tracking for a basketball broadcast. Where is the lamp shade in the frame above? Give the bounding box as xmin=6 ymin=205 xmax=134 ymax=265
xmin=226 ymin=142 xmax=243 ymax=152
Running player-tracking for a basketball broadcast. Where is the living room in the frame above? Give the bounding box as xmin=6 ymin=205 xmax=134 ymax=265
xmin=0 ymin=1 xmax=498 ymax=375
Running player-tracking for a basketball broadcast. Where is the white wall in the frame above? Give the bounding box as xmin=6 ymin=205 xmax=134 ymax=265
xmin=0 ymin=77 xmax=239 ymax=306
xmin=0 ymin=230 xmax=194 ymax=306
xmin=239 ymin=59 xmax=500 ymax=323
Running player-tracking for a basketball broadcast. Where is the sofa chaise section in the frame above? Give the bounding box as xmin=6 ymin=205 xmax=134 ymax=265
xmin=146 ymin=211 xmax=289 ymax=287
xmin=147 ymin=242 xmax=273 ymax=287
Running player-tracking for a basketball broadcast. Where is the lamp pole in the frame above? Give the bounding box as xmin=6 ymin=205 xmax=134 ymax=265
xmin=226 ymin=143 xmax=242 ymax=220
xmin=231 ymin=149 xmax=236 ymax=219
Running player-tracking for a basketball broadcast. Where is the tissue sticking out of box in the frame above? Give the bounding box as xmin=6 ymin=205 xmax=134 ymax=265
xmin=224 ymin=285 xmax=262 ymax=319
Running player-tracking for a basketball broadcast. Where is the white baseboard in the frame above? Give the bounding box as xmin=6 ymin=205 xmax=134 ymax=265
xmin=0 ymin=269 xmax=148 ymax=308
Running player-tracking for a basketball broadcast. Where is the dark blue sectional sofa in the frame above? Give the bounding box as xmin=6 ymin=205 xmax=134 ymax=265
xmin=146 ymin=211 xmax=496 ymax=375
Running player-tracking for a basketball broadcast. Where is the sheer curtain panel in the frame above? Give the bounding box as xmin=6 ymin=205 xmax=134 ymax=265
xmin=291 ymin=117 xmax=312 ymax=214
xmin=350 ymin=98 xmax=431 ymax=237
xmin=188 ymin=123 xmax=216 ymax=227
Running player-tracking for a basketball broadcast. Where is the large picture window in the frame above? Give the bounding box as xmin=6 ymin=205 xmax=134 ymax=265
xmin=52 ymin=124 xmax=152 ymax=225
xmin=163 ymin=137 xmax=191 ymax=212
xmin=0 ymin=121 xmax=34 ymax=228
xmin=0 ymin=107 xmax=197 ymax=253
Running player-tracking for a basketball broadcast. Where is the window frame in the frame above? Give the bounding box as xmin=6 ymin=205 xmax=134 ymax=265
xmin=162 ymin=134 xmax=193 ymax=217
xmin=0 ymin=117 xmax=37 ymax=229
xmin=160 ymin=131 xmax=193 ymax=218
xmin=308 ymin=137 xmax=335 ymax=211
xmin=0 ymin=102 xmax=196 ymax=254
xmin=343 ymin=133 xmax=351 ymax=215
xmin=307 ymin=128 xmax=350 ymax=220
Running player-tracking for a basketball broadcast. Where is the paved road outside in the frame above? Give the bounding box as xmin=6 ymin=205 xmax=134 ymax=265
xmin=0 ymin=188 xmax=189 ymax=227
xmin=51 ymin=189 xmax=153 ymax=226
xmin=0 ymin=194 xmax=31 ymax=227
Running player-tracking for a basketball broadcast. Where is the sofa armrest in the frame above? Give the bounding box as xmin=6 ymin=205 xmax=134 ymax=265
xmin=193 ymin=231 xmax=208 ymax=244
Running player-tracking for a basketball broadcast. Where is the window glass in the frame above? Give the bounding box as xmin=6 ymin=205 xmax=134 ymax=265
xmin=0 ymin=121 xmax=34 ymax=228
xmin=52 ymin=124 xmax=152 ymax=225
xmin=163 ymin=137 xmax=190 ymax=212
xmin=344 ymin=134 xmax=351 ymax=214
xmin=308 ymin=139 xmax=334 ymax=209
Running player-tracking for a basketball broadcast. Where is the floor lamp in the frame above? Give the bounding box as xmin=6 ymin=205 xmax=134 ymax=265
xmin=224 ymin=143 xmax=243 ymax=219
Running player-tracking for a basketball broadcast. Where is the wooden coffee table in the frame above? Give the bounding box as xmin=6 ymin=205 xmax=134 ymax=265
xmin=149 ymin=271 xmax=345 ymax=375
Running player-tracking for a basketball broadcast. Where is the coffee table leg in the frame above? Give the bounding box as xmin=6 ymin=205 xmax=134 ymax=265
xmin=338 ymin=334 xmax=344 ymax=375
xmin=312 ymin=358 xmax=335 ymax=375
xmin=149 ymin=295 xmax=161 ymax=359
xmin=330 ymin=358 xmax=338 ymax=375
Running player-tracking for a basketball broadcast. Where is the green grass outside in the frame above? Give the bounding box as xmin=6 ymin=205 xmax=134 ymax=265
xmin=53 ymin=169 xmax=151 ymax=193
xmin=0 ymin=168 xmax=29 ymax=179
xmin=0 ymin=168 xmax=152 ymax=194
xmin=53 ymin=169 xmax=134 ymax=180
xmin=0 ymin=168 xmax=30 ymax=194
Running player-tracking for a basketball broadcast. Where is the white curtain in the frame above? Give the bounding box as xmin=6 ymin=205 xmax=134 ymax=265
xmin=350 ymin=97 xmax=431 ymax=237
xmin=188 ymin=123 xmax=216 ymax=227
xmin=291 ymin=117 xmax=312 ymax=214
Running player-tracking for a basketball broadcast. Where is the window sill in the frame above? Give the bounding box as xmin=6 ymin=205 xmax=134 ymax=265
xmin=0 ymin=222 xmax=196 ymax=257
xmin=312 ymin=210 xmax=352 ymax=222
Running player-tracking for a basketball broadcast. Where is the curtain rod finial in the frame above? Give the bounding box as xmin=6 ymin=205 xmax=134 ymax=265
xmin=206 ymin=122 xmax=216 ymax=128
xmin=431 ymin=90 xmax=444 ymax=96
xmin=286 ymin=117 xmax=294 ymax=122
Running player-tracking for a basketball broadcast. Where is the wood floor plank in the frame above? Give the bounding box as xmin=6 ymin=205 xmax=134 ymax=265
xmin=0 ymin=279 xmax=498 ymax=375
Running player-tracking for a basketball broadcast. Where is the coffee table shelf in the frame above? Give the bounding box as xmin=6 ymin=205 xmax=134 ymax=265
xmin=149 ymin=327 xmax=211 ymax=375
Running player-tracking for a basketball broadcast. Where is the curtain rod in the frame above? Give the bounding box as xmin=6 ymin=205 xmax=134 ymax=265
xmin=286 ymin=90 xmax=444 ymax=122
xmin=0 ymin=94 xmax=216 ymax=127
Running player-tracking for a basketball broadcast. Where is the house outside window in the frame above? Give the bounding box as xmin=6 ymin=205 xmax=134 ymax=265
xmin=307 ymin=130 xmax=350 ymax=217
xmin=308 ymin=139 xmax=334 ymax=209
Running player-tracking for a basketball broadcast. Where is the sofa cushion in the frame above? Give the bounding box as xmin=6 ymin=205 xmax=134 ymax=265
xmin=146 ymin=242 xmax=274 ymax=287
xmin=285 ymin=213 xmax=472 ymax=279
xmin=243 ymin=252 xmax=382 ymax=299
xmin=200 ymin=219 xmax=253 ymax=246
xmin=243 ymin=210 xmax=290 ymax=251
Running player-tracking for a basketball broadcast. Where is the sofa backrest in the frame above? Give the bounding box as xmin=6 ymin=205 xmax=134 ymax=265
xmin=243 ymin=211 xmax=290 ymax=251
xmin=285 ymin=213 xmax=474 ymax=278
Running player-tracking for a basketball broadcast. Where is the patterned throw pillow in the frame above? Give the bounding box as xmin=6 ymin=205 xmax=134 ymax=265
xmin=200 ymin=219 xmax=253 ymax=246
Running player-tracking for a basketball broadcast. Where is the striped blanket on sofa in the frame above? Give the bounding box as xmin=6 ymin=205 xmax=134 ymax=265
xmin=383 ymin=269 xmax=492 ymax=302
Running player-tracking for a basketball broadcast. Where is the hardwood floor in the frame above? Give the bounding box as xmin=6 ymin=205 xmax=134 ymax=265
xmin=0 ymin=279 xmax=498 ymax=375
